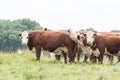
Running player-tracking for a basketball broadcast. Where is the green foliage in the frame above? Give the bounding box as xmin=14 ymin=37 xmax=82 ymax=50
xmin=0 ymin=18 xmax=43 ymax=52
xmin=0 ymin=52 xmax=120 ymax=80
xmin=111 ymin=30 xmax=120 ymax=32
xmin=86 ymin=27 xmax=95 ymax=31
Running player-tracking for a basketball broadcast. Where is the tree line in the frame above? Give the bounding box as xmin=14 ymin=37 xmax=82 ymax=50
xmin=0 ymin=19 xmax=43 ymax=52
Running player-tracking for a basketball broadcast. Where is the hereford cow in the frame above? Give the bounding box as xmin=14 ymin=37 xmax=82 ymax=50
xmin=81 ymin=30 xmax=120 ymax=63
xmin=67 ymin=29 xmax=120 ymax=63
xmin=43 ymin=28 xmax=82 ymax=62
xmin=67 ymin=29 xmax=94 ymax=63
xmin=91 ymin=34 xmax=120 ymax=64
xmin=18 ymin=30 xmax=77 ymax=63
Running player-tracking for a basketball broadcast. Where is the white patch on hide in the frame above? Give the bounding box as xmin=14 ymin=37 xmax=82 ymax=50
xmin=92 ymin=48 xmax=100 ymax=57
xmin=81 ymin=46 xmax=93 ymax=56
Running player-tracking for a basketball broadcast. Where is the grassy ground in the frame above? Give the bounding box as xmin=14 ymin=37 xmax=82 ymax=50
xmin=0 ymin=51 xmax=120 ymax=80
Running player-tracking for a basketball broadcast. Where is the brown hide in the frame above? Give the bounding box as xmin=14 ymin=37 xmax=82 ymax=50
xmin=92 ymin=35 xmax=120 ymax=63
xmin=98 ymin=32 xmax=120 ymax=36
xmin=27 ymin=30 xmax=77 ymax=63
xmin=44 ymin=28 xmax=81 ymax=62
xmin=83 ymin=31 xmax=120 ymax=46
xmin=81 ymin=31 xmax=120 ymax=63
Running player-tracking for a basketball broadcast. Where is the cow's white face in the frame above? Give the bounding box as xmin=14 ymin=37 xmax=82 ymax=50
xmin=68 ymin=29 xmax=78 ymax=42
xmin=68 ymin=29 xmax=84 ymax=47
xmin=20 ymin=31 xmax=29 ymax=45
xmin=85 ymin=31 xmax=96 ymax=45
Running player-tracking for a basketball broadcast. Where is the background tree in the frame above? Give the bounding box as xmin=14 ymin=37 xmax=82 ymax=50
xmin=0 ymin=18 xmax=43 ymax=52
xmin=111 ymin=30 xmax=120 ymax=32
xmin=86 ymin=27 xmax=95 ymax=31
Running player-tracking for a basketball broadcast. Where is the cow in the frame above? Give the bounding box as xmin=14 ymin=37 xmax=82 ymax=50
xmin=91 ymin=34 xmax=120 ymax=64
xmin=67 ymin=29 xmax=94 ymax=63
xmin=43 ymin=28 xmax=71 ymax=61
xmin=18 ymin=30 xmax=77 ymax=64
xmin=43 ymin=28 xmax=82 ymax=62
xmin=67 ymin=29 xmax=120 ymax=63
xmin=80 ymin=30 xmax=120 ymax=63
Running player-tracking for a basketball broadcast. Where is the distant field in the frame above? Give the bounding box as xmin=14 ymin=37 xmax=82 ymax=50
xmin=0 ymin=51 xmax=120 ymax=80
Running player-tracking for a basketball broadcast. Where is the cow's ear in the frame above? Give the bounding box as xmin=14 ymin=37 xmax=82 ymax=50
xmin=67 ymin=30 xmax=70 ymax=33
xmin=18 ymin=34 xmax=21 ymax=37
xmin=67 ymin=28 xmax=72 ymax=33
xmin=29 ymin=34 xmax=33 ymax=38
xmin=44 ymin=28 xmax=47 ymax=31
xmin=83 ymin=33 xmax=86 ymax=37
xmin=93 ymin=33 xmax=97 ymax=37
xmin=77 ymin=35 xmax=80 ymax=40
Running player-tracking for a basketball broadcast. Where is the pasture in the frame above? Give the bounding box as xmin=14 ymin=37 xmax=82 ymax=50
xmin=0 ymin=51 xmax=120 ymax=80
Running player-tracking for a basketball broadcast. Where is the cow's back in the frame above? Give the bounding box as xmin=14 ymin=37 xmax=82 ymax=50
xmin=94 ymin=35 xmax=120 ymax=54
xmin=30 ymin=30 xmax=75 ymax=52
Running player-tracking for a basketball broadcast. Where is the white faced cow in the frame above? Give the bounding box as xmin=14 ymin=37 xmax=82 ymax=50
xmin=67 ymin=29 xmax=96 ymax=63
xmin=18 ymin=30 xmax=77 ymax=64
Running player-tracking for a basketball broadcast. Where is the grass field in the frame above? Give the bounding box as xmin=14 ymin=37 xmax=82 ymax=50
xmin=0 ymin=51 xmax=120 ymax=80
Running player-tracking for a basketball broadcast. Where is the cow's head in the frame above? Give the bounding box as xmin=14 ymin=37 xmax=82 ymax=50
xmin=18 ymin=31 xmax=32 ymax=45
xmin=67 ymin=29 xmax=84 ymax=47
xmin=83 ymin=30 xmax=97 ymax=46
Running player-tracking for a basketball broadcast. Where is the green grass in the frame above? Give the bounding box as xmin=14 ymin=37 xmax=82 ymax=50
xmin=0 ymin=51 xmax=120 ymax=80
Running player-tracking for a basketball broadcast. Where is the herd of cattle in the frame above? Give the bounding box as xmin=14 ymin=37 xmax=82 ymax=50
xmin=18 ymin=28 xmax=120 ymax=64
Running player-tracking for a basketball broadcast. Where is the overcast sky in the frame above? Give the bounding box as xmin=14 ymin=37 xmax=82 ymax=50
xmin=0 ymin=0 xmax=120 ymax=32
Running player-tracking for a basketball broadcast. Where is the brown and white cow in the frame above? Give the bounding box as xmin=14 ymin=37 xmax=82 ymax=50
xmin=18 ymin=30 xmax=77 ymax=63
xmin=67 ymin=29 xmax=94 ymax=63
xmin=81 ymin=30 xmax=120 ymax=63
xmin=91 ymin=34 xmax=120 ymax=64
xmin=68 ymin=29 xmax=120 ymax=63
xmin=43 ymin=28 xmax=81 ymax=62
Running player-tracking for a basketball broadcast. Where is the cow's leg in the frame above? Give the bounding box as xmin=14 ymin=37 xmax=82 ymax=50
xmin=67 ymin=51 xmax=74 ymax=64
xmin=108 ymin=55 xmax=114 ymax=64
xmin=70 ymin=50 xmax=76 ymax=63
xmin=67 ymin=47 xmax=76 ymax=64
xmin=90 ymin=53 xmax=97 ymax=63
xmin=35 ymin=46 xmax=41 ymax=60
xmin=77 ymin=47 xmax=82 ymax=62
xmin=62 ymin=51 xmax=67 ymax=64
xmin=71 ymin=45 xmax=78 ymax=63
xmin=72 ymin=51 xmax=76 ymax=63
xmin=57 ymin=55 xmax=61 ymax=60
xmin=76 ymin=52 xmax=80 ymax=62
xmin=117 ymin=56 xmax=120 ymax=63
xmin=98 ymin=54 xmax=104 ymax=64
xmin=55 ymin=54 xmax=58 ymax=60
xmin=55 ymin=54 xmax=61 ymax=61
xmin=98 ymin=49 xmax=105 ymax=64
xmin=83 ymin=55 xmax=88 ymax=63
xmin=67 ymin=49 xmax=72 ymax=64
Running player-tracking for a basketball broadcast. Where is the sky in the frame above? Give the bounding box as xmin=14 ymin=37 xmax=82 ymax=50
xmin=0 ymin=0 xmax=120 ymax=32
